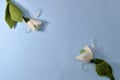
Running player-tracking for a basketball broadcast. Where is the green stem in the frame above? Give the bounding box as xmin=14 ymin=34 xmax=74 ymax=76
xmin=90 ymin=59 xmax=95 ymax=63
xmin=22 ymin=16 xmax=30 ymax=23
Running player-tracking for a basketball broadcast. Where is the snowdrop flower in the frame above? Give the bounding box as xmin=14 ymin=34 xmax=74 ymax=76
xmin=75 ymin=45 xmax=93 ymax=63
xmin=23 ymin=9 xmax=42 ymax=31
xmin=27 ymin=19 xmax=42 ymax=31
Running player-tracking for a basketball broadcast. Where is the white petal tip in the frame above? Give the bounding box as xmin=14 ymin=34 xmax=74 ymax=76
xmin=75 ymin=55 xmax=83 ymax=61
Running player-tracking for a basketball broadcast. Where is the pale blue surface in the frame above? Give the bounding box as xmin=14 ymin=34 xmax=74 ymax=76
xmin=0 ymin=0 xmax=120 ymax=80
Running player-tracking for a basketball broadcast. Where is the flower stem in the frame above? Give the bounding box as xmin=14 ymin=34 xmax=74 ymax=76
xmin=22 ymin=16 xmax=30 ymax=23
xmin=90 ymin=59 xmax=95 ymax=63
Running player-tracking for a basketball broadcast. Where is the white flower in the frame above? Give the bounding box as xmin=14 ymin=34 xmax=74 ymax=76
xmin=27 ymin=19 xmax=42 ymax=31
xmin=75 ymin=45 xmax=93 ymax=63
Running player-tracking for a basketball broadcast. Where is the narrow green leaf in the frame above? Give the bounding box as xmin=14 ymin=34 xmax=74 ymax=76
xmin=5 ymin=3 xmax=17 ymax=28
xmin=80 ymin=49 xmax=86 ymax=53
xmin=9 ymin=2 xmax=23 ymax=22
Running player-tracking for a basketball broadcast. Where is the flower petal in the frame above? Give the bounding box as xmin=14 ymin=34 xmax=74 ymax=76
xmin=31 ymin=19 xmax=42 ymax=25
xmin=84 ymin=45 xmax=93 ymax=59
xmin=27 ymin=20 xmax=36 ymax=31
xmin=83 ymin=52 xmax=91 ymax=62
xmin=76 ymin=53 xmax=90 ymax=63
xmin=86 ymin=52 xmax=92 ymax=61
xmin=32 ymin=9 xmax=41 ymax=19
xmin=75 ymin=54 xmax=85 ymax=62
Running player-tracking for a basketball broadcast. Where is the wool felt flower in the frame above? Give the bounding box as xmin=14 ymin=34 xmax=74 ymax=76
xmin=75 ymin=45 xmax=93 ymax=63
xmin=23 ymin=10 xmax=42 ymax=31
xmin=76 ymin=44 xmax=115 ymax=80
xmin=26 ymin=19 xmax=42 ymax=31
xmin=5 ymin=0 xmax=43 ymax=31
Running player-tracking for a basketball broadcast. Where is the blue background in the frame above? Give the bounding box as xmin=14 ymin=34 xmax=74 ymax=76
xmin=0 ymin=0 xmax=120 ymax=80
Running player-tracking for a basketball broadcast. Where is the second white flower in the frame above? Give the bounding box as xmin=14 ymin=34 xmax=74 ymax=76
xmin=75 ymin=45 xmax=93 ymax=63
xmin=27 ymin=19 xmax=42 ymax=31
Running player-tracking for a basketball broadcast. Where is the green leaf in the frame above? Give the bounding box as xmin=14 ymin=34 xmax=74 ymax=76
xmin=95 ymin=58 xmax=115 ymax=80
xmin=6 ymin=0 xmax=10 ymax=2
xmin=9 ymin=2 xmax=23 ymax=22
xmin=5 ymin=3 xmax=17 ymax=28
xmin=80 ymin=49 xmax=86 ymax=53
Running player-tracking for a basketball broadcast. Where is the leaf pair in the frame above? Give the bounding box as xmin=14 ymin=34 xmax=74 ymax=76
xmin=5 ymin=1 xmax=23 ymax=28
